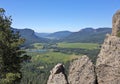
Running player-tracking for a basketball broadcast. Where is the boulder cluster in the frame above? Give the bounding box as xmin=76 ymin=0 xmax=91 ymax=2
xmin=47 ymin=10 xmax=120 ymax=84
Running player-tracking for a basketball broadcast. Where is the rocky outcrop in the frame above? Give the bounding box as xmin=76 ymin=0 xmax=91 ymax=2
xmin=47 ymin=56 xmax=96 ymax=84
xmin=68 ymin=55 xmax=96 ymax=84
xmin=96 ymin=35 xmax=120 ymax=84
xmin=112 ymin=10 xmax=120 ymax=36
xmin=96 ymin=10 xmax=120 ymax=84
xmin=47 ymin=63 xmax=68 ymax=84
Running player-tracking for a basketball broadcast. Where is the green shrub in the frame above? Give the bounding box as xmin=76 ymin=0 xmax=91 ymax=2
xmin=0 ymin=73 xmax=21 ymax=84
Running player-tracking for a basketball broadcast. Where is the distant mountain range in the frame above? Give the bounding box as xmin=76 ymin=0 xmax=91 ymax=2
xmin=35 ymin=31 xmax=72 ymax=40
xmin=35 ymin=27 xmax=112 ymax=43
xmin=11 ymin=27 xmax=112 ymax=46
xmin=35 ymin=33 xmax=50 ymax=38
xmin=63 ymin=28 xmax=112 ymax=43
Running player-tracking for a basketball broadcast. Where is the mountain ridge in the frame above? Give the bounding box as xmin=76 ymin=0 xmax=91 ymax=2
xmin=35 ymin=31 xmax=72 ymax=40
xmin=63 ymin=27 xmax=112 ymax=43
xmin=35 ymin=27 xmax=112 ymax=43
xmin=12 ymin=28 xmax=49 ymax=46
xmin=12 ymin=27 xmax=112 ymax=45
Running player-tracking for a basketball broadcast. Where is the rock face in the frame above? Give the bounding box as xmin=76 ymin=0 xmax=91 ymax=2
xmin=96 ymin=35 xmax=120 ymax=84
xmin=112 ymin=10 xmax=120 ymax=36
xmin=47 ymin=63 xmax=68 ymax=84
xmin=68 ymin=55 xmax=96 ymax=84
xmin=96 ymin=10 xmax=120 ymax=84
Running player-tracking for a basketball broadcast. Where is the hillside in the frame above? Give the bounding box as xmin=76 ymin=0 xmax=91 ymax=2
xmin=35 ymin=28 xmax=112 ymax=43
xmin=12 ymin=28 xmax=49 ymax=46
xmin=63 ymin=28 xmax=112 ymax=43
xmin=36 ymin=31 xmax=72 ymax=40
xmin=35 ymin=32 xmax=50 ymax=38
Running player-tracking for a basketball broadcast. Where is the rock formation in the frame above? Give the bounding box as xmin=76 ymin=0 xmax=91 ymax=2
xmin=47 ymin=63 xmax=68 ymax=84
xmin=96 ymin=10 xmax=120 ymax=84
xmin=68 ymin=55 xmax=96 ymax=84
xmin=112 ymin=10 xmax=120 ymax=36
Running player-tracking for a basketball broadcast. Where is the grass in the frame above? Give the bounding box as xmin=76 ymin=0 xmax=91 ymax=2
xmin=31 ymin=51 xmax=80 ymax=63
xmin=27 ymin=42 xmax=99 ymax=64
xmin=32 ymin=43 xmax=43 ymax=49
xmin=57 ymin=42 xmax=99 ymax=49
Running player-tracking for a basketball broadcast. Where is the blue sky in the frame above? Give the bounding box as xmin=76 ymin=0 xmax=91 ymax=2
xmin=1 ymin=0 xmax=120 ymax=33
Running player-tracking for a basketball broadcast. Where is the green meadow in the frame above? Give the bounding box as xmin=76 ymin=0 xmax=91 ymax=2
xmin=57 ymin=42 xmax=99 ymax=49
xmin=32 ymin=43 xmax=43 ymax=49
xmin=32 ymin=51 xmax=79 ymax=63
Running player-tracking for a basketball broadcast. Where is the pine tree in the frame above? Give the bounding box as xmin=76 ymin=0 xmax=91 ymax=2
xmin=0 ymin=8 xmax=26 ymax=84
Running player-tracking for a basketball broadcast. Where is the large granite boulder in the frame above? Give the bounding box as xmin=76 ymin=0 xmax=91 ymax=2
xmin=68 ymin=55 xmax=96 ymax=84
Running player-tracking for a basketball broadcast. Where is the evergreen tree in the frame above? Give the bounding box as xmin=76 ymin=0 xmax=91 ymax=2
xmin=0 ymin=8 xmax=26 ymax=84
